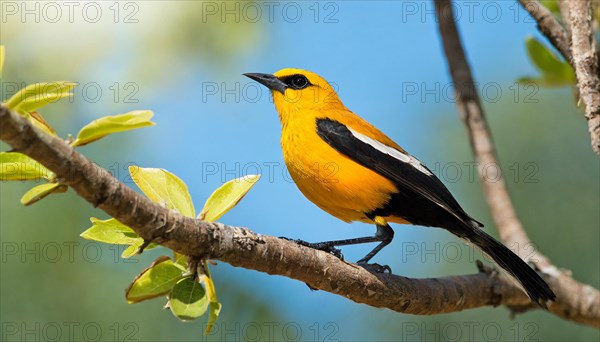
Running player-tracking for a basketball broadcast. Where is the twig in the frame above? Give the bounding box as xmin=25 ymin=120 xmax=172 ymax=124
xmin=518 ymin=0 xmax=572 ymax=63
xmin=434 ymin=0 xmax=542 ymax=263
xmin=434 ymin=0 xmax=599 ymax=327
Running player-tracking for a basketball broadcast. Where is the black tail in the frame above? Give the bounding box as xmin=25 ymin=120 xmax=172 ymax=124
xmin=462 ymin=227 xmax=556 ymax=308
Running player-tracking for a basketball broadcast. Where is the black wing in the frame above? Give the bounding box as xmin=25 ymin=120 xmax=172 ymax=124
xmin=316 ymin=118 xmax=482 ymax=231
xmin=316 ymin=119 xmax=559 ymax=306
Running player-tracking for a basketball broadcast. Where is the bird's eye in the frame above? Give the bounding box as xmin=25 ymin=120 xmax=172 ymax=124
xmin=290 ymin=75 xmax=309 ymax=89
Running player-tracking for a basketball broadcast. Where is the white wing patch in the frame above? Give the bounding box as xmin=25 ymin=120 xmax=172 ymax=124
xmin=347 ymin=128 xmax=433 ymax=176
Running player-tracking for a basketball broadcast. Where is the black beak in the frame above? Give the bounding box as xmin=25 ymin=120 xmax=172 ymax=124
xmin=243 ymin=73 xmax=287 ymax=94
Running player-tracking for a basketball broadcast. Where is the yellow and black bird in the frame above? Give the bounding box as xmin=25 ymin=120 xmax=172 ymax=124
xmin=244 ymin=68 xmax=555 ymax=307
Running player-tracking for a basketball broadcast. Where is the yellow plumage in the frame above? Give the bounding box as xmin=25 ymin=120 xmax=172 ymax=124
xmin=272 ymin=68 xmax=406 ymax=224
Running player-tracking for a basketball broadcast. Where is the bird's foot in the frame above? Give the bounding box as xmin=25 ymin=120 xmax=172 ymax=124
xmin=357 ymin=260 xmax=392 ymax=274
xmin=302 ymin=241 xmax=344 ymax=260
xmin=281 ymin=237 xmax=344 ymax=260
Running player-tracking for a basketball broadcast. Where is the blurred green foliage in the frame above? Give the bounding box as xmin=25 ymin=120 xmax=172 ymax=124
xmin=518 ymin=37 xmax=575 ymax=87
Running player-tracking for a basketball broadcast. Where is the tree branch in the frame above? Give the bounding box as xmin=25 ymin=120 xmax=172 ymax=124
xmin=435 ymin=0 xmax=543 ymax=265
xmin=1 ymin=102 xmax=599 ymax=327
xmin=565 ymin=0 xmax=600 ymax=154
xmin=518 ymin=0 xmax=573 ymax=62
xmin=434 ymin=0 xmax=599 ymax=328
xmin=519 ymin=0 xmax=600 ymax=154
xmin=0 ymin=103 xmax=533 ymax=314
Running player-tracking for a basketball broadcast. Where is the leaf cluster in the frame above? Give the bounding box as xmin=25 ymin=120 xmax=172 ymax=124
xmin=0 ymin=46 xmax=260 ymax=333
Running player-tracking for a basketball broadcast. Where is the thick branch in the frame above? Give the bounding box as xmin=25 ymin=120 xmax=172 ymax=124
xmin=0 ymin=103 xmax=533 ymax=315
xmin=434 ymin=0 xmax=599 ymax=327
xmin=566 ymin=0 xmax=600 ymax=154
xmin=1 ymin=102 xmax=599 ymax=327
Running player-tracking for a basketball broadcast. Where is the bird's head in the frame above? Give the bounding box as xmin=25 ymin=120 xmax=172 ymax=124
xmin=244 ymin=68 xmax=344 ymax=123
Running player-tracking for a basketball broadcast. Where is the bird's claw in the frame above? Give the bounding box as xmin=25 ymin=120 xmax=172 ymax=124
xmin=357 ymin=261 xmax=392 ymax=274
xmin=300 ymin=240 xmax=344 ymax=260
xmin=311 ymin=242 xmax=343 ymax=260
xmin=281 ymin=237 xmax=344 ymax=260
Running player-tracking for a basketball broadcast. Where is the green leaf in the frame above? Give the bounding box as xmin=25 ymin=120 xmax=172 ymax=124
xmin=169 ymin=277 xmax=208 ymax=322
xmin=523 ymin=37 xmax=575 ymax=86
xmin=0 ymin=152 xmax=54 ymax=181
xmin=526 ymin=37 xmax=565 ymax=74
xmin=122 ymin=243 xmax=142 ymax=259
xmin=121 ymin=241 xmax=160 ymax=259
xmin=28 ymin=111 xmax=57 ymax=135
xmin=125 ymin=256 xmax=184 ymax=303
xmin=129 ymin=166 xmax=195 ymax=217
xmin=199 ymin=261 xmax=221 ymax=334
xmin=80 ymin=218 xmax=141 ymax=245
xmin=81 ymin=218 xmax=159 ymax=258
xmin=0 ymin=45 xmax=5 ymax=76
xmin=72 ymin=110 xmax=155 ymax=147
xmin=206 ymin=302 xmax=222 ymax=334
xmin=5 ymin=81 xmax=76 ymax=111
xmin=199 ymin=174 xmax=260 ymax=222
xmin=16 ymin=92 xmax=74 ymax=113
xmin=20 ymin=183 xmax=67 ymax=206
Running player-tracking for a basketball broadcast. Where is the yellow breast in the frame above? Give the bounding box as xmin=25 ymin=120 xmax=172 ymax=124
xmin=280 ymin=111 xmax=399 ymax=223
